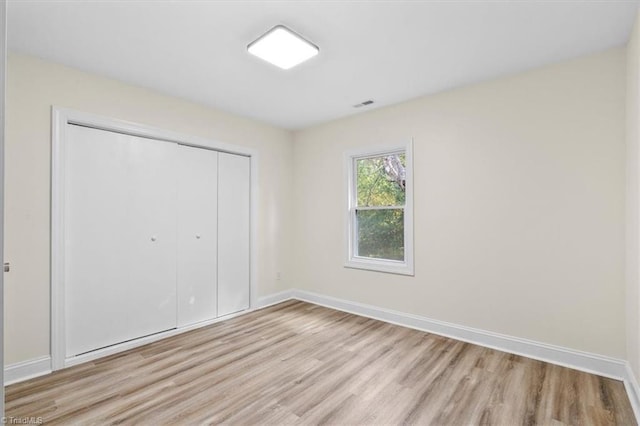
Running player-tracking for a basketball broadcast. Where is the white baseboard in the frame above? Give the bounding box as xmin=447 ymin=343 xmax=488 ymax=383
xmin=292 ymin=289 xmax=628 ymax=381
xmin=5 ymin=356 xmax=52 ymax=386
xmin=624 ymin=363 xmax=640 ymax=422
xmin=4 ymin=288 xmax=635 ymax=424
xmin=256 ymin=289 xmax=294 ymax=308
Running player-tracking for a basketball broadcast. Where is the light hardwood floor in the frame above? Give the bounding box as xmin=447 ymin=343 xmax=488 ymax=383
xmin=5 ymin=300 xmax=636 ymax=425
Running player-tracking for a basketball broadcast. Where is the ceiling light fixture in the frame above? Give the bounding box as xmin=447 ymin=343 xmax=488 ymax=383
xmin=248 ymin=25 xmax=319 ymax=70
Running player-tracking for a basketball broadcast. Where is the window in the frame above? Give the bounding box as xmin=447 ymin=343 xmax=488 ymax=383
xmin=345 ymin=141 xmax=414 ymax=275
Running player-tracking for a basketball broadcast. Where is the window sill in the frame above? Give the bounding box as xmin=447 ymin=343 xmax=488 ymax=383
xmin=344 ymin=257 xmax=414 ymax=276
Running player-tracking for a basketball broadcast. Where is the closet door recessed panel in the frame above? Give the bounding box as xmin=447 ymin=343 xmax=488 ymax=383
xmin=217 ymin=153 xmax=250 ymax=317
xmin=65 ymin=125 xmax=178 ymax=357
xmin=177 ymin=145 xmax=218 ymax=327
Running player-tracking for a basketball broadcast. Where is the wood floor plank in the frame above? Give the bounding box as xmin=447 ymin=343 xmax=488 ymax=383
xmin=5 ymin=301 xmax=636 ymax=425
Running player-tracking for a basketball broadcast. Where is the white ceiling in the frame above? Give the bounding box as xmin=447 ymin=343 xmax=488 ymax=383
xmin=8 ymin=0 xmax=640 ymax=130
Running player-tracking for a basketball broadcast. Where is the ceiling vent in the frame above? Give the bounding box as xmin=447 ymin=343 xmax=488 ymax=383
xmin=353 ymin=100 xmax=374 ymax=108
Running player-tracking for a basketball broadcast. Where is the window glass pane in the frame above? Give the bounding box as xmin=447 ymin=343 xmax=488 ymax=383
xmin=356 ymin=153 xmax=406 ymax=207
xmin=356 ymin=209 xmax=404 ymax=261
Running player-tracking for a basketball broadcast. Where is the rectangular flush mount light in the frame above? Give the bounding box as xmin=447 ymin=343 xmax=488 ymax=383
xmin=248 ymin=25 xmax=319 ymax=70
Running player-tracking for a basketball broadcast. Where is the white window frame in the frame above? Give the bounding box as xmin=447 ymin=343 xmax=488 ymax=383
xmin=345 ymin=140 xmax=414 ymax=276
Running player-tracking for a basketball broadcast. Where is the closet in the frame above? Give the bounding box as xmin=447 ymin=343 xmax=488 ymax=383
xmin=177 ymin=145 xmax=219 ymax=327
xmin=64 ymin=124 xmax=250 ymax=359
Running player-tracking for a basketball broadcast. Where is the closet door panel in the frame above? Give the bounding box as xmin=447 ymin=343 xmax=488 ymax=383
xmin=217 ymin=153 xmax=250 ymax=317
xmin=177 ymin=145 xmax=218 ymax=327
xmin=65 ymin=125 xmax=178 ymax=357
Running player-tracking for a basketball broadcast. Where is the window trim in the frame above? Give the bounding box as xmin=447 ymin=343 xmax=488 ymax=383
xmin=344 ymin=140 xmax=414 ymax=276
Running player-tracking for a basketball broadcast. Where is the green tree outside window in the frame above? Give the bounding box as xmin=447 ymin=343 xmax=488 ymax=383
xmin=355 ymin=153 xmax=405 ymax=261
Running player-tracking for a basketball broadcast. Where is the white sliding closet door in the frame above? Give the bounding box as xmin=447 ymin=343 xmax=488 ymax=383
xmin=65 ymin=125 xmax=178 ymax=357
xmin=177 ymin=145 xmax=218 ymax=327
xmin=217 ymin=152 xmax=250 ymax=316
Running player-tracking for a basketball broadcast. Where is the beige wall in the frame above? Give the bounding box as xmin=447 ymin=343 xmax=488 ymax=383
xmin=5 ymin=45 xmax=630 ymax=366
xmin=627 ymin=11 xmax=640 ymax=379
xmin=293 ymin=48 xmax=627 ymax=358
xmin=4 ymin=53 xmax=293 ymax=365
